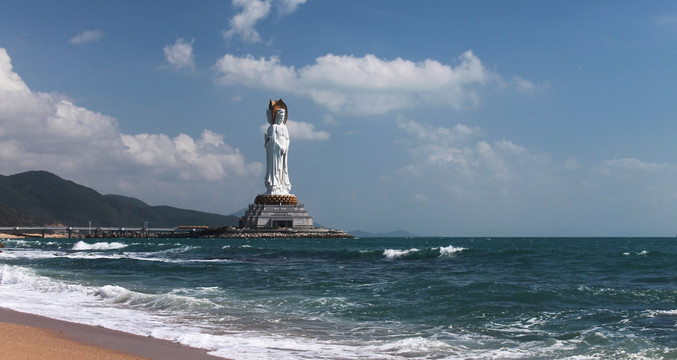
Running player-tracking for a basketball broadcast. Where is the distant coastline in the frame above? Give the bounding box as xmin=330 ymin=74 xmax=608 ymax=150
xmin=350 ymin=229 xmax=418 ymax=238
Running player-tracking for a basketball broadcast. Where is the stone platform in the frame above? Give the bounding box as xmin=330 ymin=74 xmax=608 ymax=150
xmin=240 ymin=200 xmax=313 ymax=229
xmin=200 ymin=226 xmax=353 ymax=238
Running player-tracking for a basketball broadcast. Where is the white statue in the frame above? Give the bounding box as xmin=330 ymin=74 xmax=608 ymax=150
xmin=264 ymin=99 xmax=292 ymax=195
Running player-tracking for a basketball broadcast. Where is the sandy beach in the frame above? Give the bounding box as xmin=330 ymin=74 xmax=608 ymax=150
xmin=0 ymin=307 xmax=224 ymax=360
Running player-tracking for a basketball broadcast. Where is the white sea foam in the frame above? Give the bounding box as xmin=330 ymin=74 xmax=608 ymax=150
xmin=0 ymin=264 xmax=474 ymax=360
xmin=373 ymin=336 xmax=455 ymax=356
xmin=72 ymin=240 xmax=127 ymax=251
xmin=383 ymin=248 xmax=419 ymax=259
xmin=0 ymin=261 xmax=645 ymax=360
xmin=0 ymin=239 xmax=49 ymax=247
xmin=0 ymin=246 xmax=233 ymax=264
xmin=438 ymin=245 xmax=465 ymax=257
xmin=0 ymin=265 xmax=392 ymax=360
xmin=646 ymin=309 xmax=677 ymax=317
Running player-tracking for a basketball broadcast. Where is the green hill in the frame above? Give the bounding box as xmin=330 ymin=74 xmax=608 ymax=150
xmin=0 ymin=170 xmax=238 ymax=228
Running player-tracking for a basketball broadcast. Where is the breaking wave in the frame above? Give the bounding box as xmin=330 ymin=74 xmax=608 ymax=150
xmin=72 ymin=241 xmax=127 ymax=251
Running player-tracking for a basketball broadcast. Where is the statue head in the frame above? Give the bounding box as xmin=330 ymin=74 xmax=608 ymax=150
xmin=275 ymin=108 xmax=286 ymax=125
xmin=268 ymin=99 xmax=288 ymax=124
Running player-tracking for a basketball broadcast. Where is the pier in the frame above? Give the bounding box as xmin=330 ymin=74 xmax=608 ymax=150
xmin=0 ymin=226 xmax=208 ymax=238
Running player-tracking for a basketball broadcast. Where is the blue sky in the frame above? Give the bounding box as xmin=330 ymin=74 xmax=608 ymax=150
xmin=1 ymin=1 xmax=677 ymax=236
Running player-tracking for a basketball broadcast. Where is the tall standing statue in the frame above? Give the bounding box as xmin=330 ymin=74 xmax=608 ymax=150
xmin=264 ymin=99 xmax=292 ymax=195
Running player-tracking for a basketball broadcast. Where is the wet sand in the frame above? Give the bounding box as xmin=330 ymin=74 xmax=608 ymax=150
xmin=0 ymin=307 xmax=225 ymax=360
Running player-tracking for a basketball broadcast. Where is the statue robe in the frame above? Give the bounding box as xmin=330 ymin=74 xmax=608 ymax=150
xmin=264 ymin=109 xmax=291 ymax=195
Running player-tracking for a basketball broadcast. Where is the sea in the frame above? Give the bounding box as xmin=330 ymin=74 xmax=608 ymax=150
xmin=1 ymin=236 xmax=676 ymax=359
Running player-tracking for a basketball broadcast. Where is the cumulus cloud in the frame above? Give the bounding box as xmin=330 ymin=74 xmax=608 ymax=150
xmin=224 ymin=0 xmax=273 ymax=42
xmin=163 ymin=38 xmax=195 ymax=70
xmin=390 ymin=117 xmax=677 ymax=235
xmin=259 ymin=120 xmax=330 ymax=141
xmin=390 ymin=116 xmax=578 ymax=234
xmin=0 ymin=47 xmax=261 ymax=211
xmin=396 ymin=117 xmax=554 ymax=190
xmin=69 ymin=30 xmax=104 ymax=45
xmin=223 ymin=0 xmax=308 ymax=43
xmin=286 ymin=120 xmax=330 ymax=141
xmin=214 ymin=51 xmax=494 ymax=115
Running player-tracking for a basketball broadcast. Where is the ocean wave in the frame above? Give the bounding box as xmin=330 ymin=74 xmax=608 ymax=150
xmin=94 ymin=284 xmax=219 ymax=312
xmin=72 ymin=240 xmax=127 ymax=251
xmin=646 ymin=309 xmax=677 ymax=317
xmin=0 ymin=239 xmax=27 ymax=247
xmin=383 ymin=245 xmax=465 ymax=260
xmin=0 ymin=249 xmax=70 ymax=260
xmin=0 ymin=264 xmax=90 ymax=297
xmin=438 ymin=245 xmax=465 ymax=257
xmin=373 ymin=336 xmax=456 ymax=357
xmin=0 ymin=245 xmax=233 ymax=264
xmin=383 ymin=248 xmax=420 ymax=259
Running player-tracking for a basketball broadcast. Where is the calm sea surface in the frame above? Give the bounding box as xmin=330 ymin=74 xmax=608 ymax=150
xmin=1 ymin=237 xmax=676 ymax=359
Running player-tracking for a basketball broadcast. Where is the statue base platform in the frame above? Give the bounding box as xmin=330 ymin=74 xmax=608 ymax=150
xmin=254 ymin=194 xmax=298 ymax=205
xmin=240 ymin=196 xmax=313 ymax=229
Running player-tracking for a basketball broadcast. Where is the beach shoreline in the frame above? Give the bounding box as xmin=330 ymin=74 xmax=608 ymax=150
xmin=0 ymin=307 xmax=225 ymax=360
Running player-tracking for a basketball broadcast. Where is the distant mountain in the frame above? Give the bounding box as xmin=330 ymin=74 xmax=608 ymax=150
xmin=230 ymin=207 xmax=248 ymax=218
xmin=0 ymin=170 xmax=238 ymax=227
xmin=349 ymin=229 xmax=418 ymax=238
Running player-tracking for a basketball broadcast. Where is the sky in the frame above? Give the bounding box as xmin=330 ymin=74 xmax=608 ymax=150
xmin=1 ymin=1 xmax=677 ymax=236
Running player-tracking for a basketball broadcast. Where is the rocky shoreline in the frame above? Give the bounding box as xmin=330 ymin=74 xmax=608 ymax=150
xmin=0 ymin=227 xmax=354 ymax=239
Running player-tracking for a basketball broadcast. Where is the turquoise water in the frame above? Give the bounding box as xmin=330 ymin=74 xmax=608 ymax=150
xmin=1 ymin=237 xmax=676 ymax=359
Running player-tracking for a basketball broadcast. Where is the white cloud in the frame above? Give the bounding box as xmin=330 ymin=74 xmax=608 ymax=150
xmin=286 ymin=120 xmax=330 ymax=141
xmin=120 ymin=130 xmax=259 ymax=181
xmin=214 ymin=51 xmax=495 ymax=115
xmin=163 ymin=38 xmax=195 ymax=70
xmin=69 ymin=30 xmax=104 ymax=45
xmin=224 ymin=0 xmax=273 ymax=43
xmin=223 ymin=0 xmax=307 ymax=43
xmin=603 ymin=158 xmax=667 ymax=172
xmin=512 ymin=76 xmax=548 ymax=93
xmin=259 ymin=120 xmax=330 ymax=141
xmin=0 ymin=49 xmax=30 ymax=94
xmin=0 ymin=47 xmax=261 ymax=212
xmin=277 ymin=0 xmax=307 ymax=14
xmin=396 ymin=117 xmax=553 ymax=189
xmin=390 ymin=118 xmax=677 ymax=236
xmin=396 ymin=117 xmax=482 ymax=145
xmin=391 ymin=116 xmax=576 ymax=234
xmin=322 ymin=114 xmax=337 ymax=125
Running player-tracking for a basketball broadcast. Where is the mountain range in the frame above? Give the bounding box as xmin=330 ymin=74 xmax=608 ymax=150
xmin=0 ymin=171 xmax=238 ymax=228
xmin=349 ymin=229 xmax=418 ymax=238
